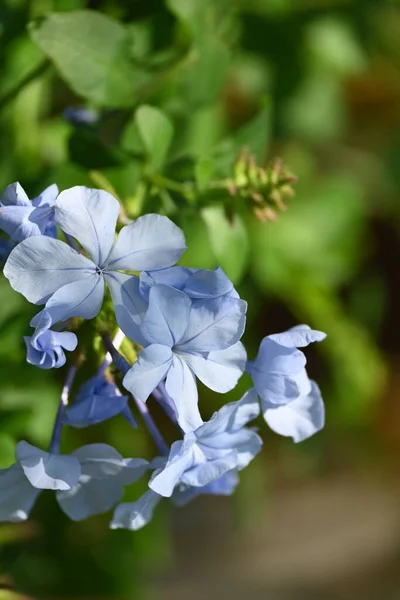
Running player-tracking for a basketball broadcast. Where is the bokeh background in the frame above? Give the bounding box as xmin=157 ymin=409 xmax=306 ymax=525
xmin=1 ymin=0 xmax=400 ymax=598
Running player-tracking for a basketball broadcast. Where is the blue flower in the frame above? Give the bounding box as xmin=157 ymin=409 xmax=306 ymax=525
xmin=24 ymin=311 xmax=77 ymax=370
xmin=0 ymin=441 xmax=149 ymax=522
xmin=4 ymin=186 xmax=186 ymax=335
xmin=172 ymin=469 xmax=240 ymax=507
xmin=63 ymin=106 xmax=99 ymax=126
xmin=248 ymin=325 xmax=326 ymax=442
xmin=63 ymin=375 xmax=136 ymax=428
xmin=139 ymin=266 xmax=239 ymax=302
xmin=110 ymin=489 xmax=161 ymax=531
xmin=110 ymin=468 xmax=240 ymax=531
xmin=148 ymin=389 xmax=261 ymax=497
xmin=0 ymin=182 xmax=58 ymax=241
xmin=122 ymin=284 xmax=247 ymax=432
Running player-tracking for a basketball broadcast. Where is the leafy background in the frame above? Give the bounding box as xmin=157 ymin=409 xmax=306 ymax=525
xmin=1 ymin=0 xmax=400 ymax=598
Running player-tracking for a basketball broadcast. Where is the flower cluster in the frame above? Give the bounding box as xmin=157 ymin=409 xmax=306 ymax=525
xmin=0 ymin=184 xmax=326 ymax=530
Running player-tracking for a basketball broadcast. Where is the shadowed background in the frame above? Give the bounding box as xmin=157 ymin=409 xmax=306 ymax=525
xmin=1 ymin=0 xmax=400 ymax=598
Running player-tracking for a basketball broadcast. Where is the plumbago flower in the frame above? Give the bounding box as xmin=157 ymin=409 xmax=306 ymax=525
xmin=149 ymin=389 xmax=261 ymax=497
xmin=4 ymin=186 xmax=186 ymax=334
xmin=111 ymin=391 xmax=259 ymax=531
xmin=0 ymin=182 xmax=58 ymax=241
xmin=139 ymin=265 xmax=239 ymax=301
xmin=63 ymin=375 xmax=136 ymax=429
xmin=24 ymin=311 xmax=78 ymax=370
xmin=0 ymin=441 xmax=149 ymax=522
xmin=248 ymin=325 xmax=326 ymax=442
xmin=0 ymin=179 xmax=328 ymax=532
xmin=122 ymin=284 xmax=247 ymax=432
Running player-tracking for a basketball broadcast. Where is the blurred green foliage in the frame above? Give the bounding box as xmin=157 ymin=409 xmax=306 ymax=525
xmin=1 ymin=0 xmax=400 ymax=597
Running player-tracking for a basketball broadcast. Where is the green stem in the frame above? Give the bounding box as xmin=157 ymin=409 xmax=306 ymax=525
xmin=146 ymin=173 xmax=196 ymax=202
xmin=0 ymin=60 xmax=51 ymax=112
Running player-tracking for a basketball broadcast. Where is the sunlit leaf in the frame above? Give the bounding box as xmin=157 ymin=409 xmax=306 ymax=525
xmin=202 ymin=205 xmax=250 ymax=283
xmin=29 ymin=10 xmax=148 ymax=107
xmin=135 ymin=105 xmax=174 ymax=171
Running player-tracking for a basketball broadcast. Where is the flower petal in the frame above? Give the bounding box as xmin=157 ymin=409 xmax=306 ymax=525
xmin=106 ymin=214 xmax=186 ymax=271
xmin=0 ymin=464 xmax=40 ymax=522
xmin=269 ymin=325 xmax=326 ymax=348
xmin=38 ymin=274 xmax=105 ymax=324
xmin=16 ymin=441 xmax=81 ymax=491
xmin=149 ymin=438 xmax=197 ymax=497
xmin=197 ymin=388 xmax=260 ymax=438
xmin=0 ymin=206 xmax=40 ymax=241
xmin=172 ymin=470 xmax=239 ymax=507
xmin=249 ymin=336 xmax=311 ymax=405
xmin=123 ymin=344 xmax=173 ymax=403
xmin=139 ymin=266 xmax=195 ymax=300
xmin=72 ymin=444 xmax=127 ymax=479
xmin=4 ymin=236 xmax=95 ymax=304
xmin=165 ymin=354 xmax=202 ymax=433
xmin=64 ymin=379 xmax=129 ymax=428
xmin=184 ymin=267 xmax=237 ymax=299
xmin=178 ymin=297 xmax=247 ymax=353
xmin=110 ymin=490 xmax=161 ymax=531
xmin=105 ymin=272 xmax=148 ymax=345
xmin=57 ymin=475 xmax=123 ymax=521
xmin=32 ymin=184 xmax=59 ymax=208
xmin=0 ymin=182 xmax=30 ymax=207
xmin=56 ymin=186 xmax=120 ymax=266
xmin=184 ymin=341 xmax=246 ymax=393
xmin=262 ymin=381 xmax=325 ymax=442
xmin=181 ymin=452 xmax=238 ymax=488
xmin=141 ymin=285 xmax=191 ymax=346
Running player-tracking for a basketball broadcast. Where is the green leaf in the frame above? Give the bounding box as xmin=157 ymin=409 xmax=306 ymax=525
xmin=213 ymin=102 xmax=272 ymax=175
xmin=195 ymin=158 xmax=215 ymax=191
xmin=135 ymin=105 xmax=174 ymax=171
xmin=202 ymin=205 xmax=250 ymax=283
xmin=29 ymin=10 xmax=148 ymax=107
xmin=167 ymin=0 xmax=232 ymax=107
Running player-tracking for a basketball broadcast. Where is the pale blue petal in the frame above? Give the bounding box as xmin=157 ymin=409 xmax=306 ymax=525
xmin=149 ymin=438 xmax=197 ymax=497
xmin=106 ymin=214 xmax=186 ymax=271
xmin=183 ymin=341 xmax=246 ymax=393
xmin=262 ymin=381 xmax=325 ymax=443
xmin=0 ymin=182 xmax=30 ymax=206
xmin=197 ymin=388 xmax=260 ymax=438
xmin=165 ymin=354 xmax=202 ymax=433
xmin=32 ymin=184 xmax=58 ymax=208
xmin=57 ymin=474 xmax=123 ymax=521
xmin=181 ymin=452 xmax=238 ymax=488
xmin=177 ymin=297 xmax=247 ymax=353
xmin=4 ymin=236 xmax=95 ymax=304
xmin=110 ymin=490 xmax=161 ymax=531
xmin=72 ymin=444 xmax=127 ymax=479
xmin=123 ymin=344 xmax=173 ymax=402
xmin=56 ymin=186 xmax=120 ymax=266
xmin=64 ymin=378 xmax=129 ymax=428
xmin=139 ymin=267 xmax=194 ymax=300
xmin=40 ymin=274 xmax=105 ymax=323
xmin=250 ymin=337 xmax=310 ymax=405
xmin=269 ymin=325 xmax=327 ymax=348
xmin=172 ymin=470 xmax=239 ymax=507
xmin=203 ymin=470 xmax=239 ymax=495
xmin=0 ymin=206 xmax=39 ymax=240
xmin=105 ymin=272 xmax=148 ymax=345
xmin=140 ymin=285 xmax=191 ymax=346
xmin=184 ymin=267 xmax=237 ymax=299
xmin=16 ymin=441 xmax=81 ymax=491
xmin=0 ymin=464 xmax=40 ymax=522
xmin=114 ymin=458 xmax=150 ymax=486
